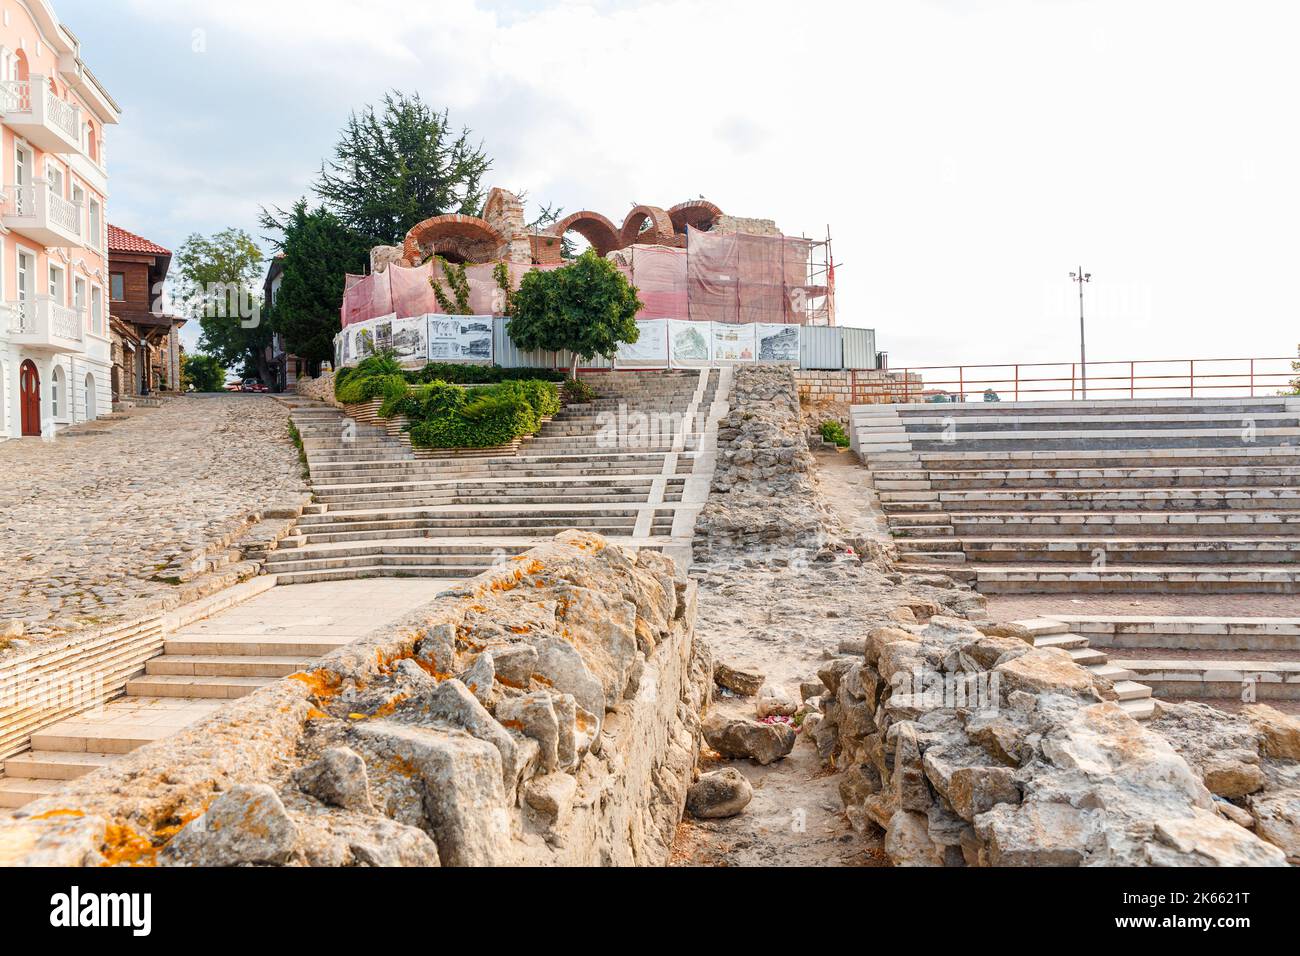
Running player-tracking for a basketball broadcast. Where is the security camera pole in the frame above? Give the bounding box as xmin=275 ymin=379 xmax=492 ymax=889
xmin=1069 ymin=267 xmax=1092 ymax=398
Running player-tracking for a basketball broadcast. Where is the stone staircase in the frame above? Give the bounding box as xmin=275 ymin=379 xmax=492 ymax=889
xmin=0 ymin=579 xmax=436 ymax=809
xmin=266 ymin=369 xmax=729 ymax=584
xmin=1045 ymin=614 xmax=1300 ymax=703
xmin=1013 ymin=617 xmax=1155 ymax=719
xmin=853 ymin=397 xmax=1300 ymax=593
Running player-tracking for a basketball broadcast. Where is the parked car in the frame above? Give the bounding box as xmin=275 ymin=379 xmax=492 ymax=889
xmin=224 ymin=381 xmax=243 ymax=392
xmin=241 ymin=379 xmax=268 ymax=393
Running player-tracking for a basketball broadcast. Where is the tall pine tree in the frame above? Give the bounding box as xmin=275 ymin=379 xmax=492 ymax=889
xmin=314 ymin=92 xmax=492 ymax=245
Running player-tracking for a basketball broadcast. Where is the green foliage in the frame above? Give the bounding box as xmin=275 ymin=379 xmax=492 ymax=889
xmin=405 ymin=363 xmax=564 ymax=385
xmin=259 ymin=199 xmax=370 ymax=369
xmin=314 ymin=93 xmax=492 ymax=245
xmin=493 ymin=261 xmax=515 ymax=317
xmin=334 ymin=351 xmax=407 ymax=403
xmin=820 ymin=420 xmax=850 ymax=448
xmin=429 ymin=256 xmax=472 ymax=315
xmin=181 ymin=352 xmax=226 ymax=392
xmin=561 ymin=377 xmax=597 ymax=403
xmin=175 ymin=228 xmax=268 ymax=379
xmin=405 ymin=379 xmax=559 ymax=449
xmin=509 ymin=250 xmax=643 ymax=371
xmin=287 ymin=421 xmax=309 ymax=477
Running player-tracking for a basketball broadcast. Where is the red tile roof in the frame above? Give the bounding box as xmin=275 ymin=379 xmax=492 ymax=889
xmin=108 ymin=224 xmax=171 ymax=257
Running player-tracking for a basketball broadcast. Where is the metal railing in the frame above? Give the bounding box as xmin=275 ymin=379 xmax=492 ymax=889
xmin=851 ymin=357 xmax=1298 ymax=404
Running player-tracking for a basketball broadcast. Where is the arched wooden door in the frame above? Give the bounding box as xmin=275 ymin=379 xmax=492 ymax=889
xmin=19 ymin=360 xmax=41 ymax=436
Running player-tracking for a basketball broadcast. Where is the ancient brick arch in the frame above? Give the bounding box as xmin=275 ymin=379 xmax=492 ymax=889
xmin=668 ymin=200 xmax=723 ymax=235
xmin=620 ymin=205 xmax=676 ymax=248
xmin=547 ymin=210 xmax=621 ymax=257
xmin=402 ymin=214 xmax=506 ymax=265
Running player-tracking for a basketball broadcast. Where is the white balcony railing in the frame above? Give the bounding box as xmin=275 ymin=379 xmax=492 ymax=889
xmin=2 ymin=181 xmax=83 ymax=245
xmin=0 ymin=75 xmax=82 ymax=152
xmin=3 ymin=297 xmax=83 ymax=351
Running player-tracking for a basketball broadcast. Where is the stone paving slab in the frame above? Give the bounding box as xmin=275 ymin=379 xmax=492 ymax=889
xmin=0 ymin=395 xmax=306 ymax=640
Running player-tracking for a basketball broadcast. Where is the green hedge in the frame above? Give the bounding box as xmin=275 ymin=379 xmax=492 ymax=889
xmin=405 ymin=379 xmax=559 ymax=448
xmin=406 ymin=362 xmax=565 ymax=385
xmin=334 ymin=350 xmax=565 ymax=449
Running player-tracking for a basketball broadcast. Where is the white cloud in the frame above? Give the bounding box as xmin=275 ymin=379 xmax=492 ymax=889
xmin=100 ymin=0 xmax=1300 ymax=366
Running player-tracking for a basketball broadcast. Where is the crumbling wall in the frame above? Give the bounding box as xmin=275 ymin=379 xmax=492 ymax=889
xmin=294 ymin=371 xmax=338 ymax=406
xmin=0 ymin=532 xmax=711 ymax=867
xmin=804 ymin=618 xmax=1288 ymax=865
xmin=694 ymin=365 xmax=839 ymax=561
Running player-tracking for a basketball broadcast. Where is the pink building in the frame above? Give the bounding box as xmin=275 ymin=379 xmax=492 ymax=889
xmin=0 ymin=0 xmax=119 ymax=439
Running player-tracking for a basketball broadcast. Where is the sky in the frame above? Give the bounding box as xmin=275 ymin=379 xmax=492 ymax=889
xmin=57 ymin=0 xmax=1300 ymax=367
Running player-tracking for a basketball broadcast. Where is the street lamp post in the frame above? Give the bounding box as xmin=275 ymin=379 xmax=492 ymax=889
xmin=1069 ymin=267 xmax=1091 ymax=399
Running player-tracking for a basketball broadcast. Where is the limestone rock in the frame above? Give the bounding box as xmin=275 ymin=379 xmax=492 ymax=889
xmin=489 ymin=642 xmax=539 ymax=688
xmin=946 ymin=766 xmax=1020 ymax=822
xmin=1201 ymin=752 xmax=1266 ymax=800
xmin=352 ymin=721 xmax=507 ymax=867
xmin=458 ymin=652 xmax=496 ymax=707
xmin=686 ymin=768 xmax=753 ymax=818
xmin=884 ymin=809 xmax=941 ymax=866
xmin=164 ymin=784 xmax=298 ymax=866
xmin=0 ymin=813 xmax=105 ymax=867
xmin=402 ymin=678 xmax=520 ymax=791
xmin=1250 ymin=789 xmax=1300 ymax=863
xmin=1147 ymin=809 xmax=1287 ymax=866
xmin=523 ymin=773 xmax=578 ymax=830
xmin=976 ymin=801 xmax=1095 ymax=866
xmin=703 ymin=713 xmax=796 ymax=765
xmin=994 ymin=647 xmax=1100 ymax=698
xmin=714 ymin=662 xmax=765 ymax=696
xmin=496 ymin=692 xmax=560 ymax=772
xmin=293 ymin=746 xmax=374 ymax=812
xmin=1244 ymin=704 xmax=1300 ymax=760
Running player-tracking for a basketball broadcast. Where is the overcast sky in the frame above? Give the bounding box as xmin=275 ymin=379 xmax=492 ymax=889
xmin=59 ymin=0 xmax=1300 ymax=367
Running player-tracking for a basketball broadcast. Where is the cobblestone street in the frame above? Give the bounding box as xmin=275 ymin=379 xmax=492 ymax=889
xmin=0 ymin=395 xmax=306 ymax=642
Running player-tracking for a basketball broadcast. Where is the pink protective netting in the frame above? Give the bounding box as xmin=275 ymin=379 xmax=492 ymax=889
xmin=340 ymin=230 xmax=814 ymax=327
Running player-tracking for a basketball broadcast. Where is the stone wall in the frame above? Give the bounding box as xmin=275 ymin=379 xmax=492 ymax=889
xmin=0 ymin=532 xmax=711 ymax=867
xmin=694 ymin=365 xmax=839 ymax=561
xmin=794 ymin=369 xmax=854 ymax=405
xmin=295 ymin=371 xmax=340 ymax=407
xmin=805 ymin=617 xmax=1289 ymax=866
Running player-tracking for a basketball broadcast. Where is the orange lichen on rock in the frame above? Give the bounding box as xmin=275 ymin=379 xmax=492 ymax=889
xmin=370 ymin=693 xmax=410 ymax=720
xmin=100 ymin=822 xmax=162 ymax=868
xmin=306 ymin=707 xmax=330 ymax=720
xmin=508 ymin=625 xmax=531 ymax=634
xmin=290 ymin=669 xmax=342 ymax=700
xmin=29 ymin=808 xmax=85 ymax=820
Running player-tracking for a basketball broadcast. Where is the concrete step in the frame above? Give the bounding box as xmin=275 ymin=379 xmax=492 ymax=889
xmin=145 ymin=654 xmax=315 ymax=678
xmin=960 ymin=537 xmax=1300 ymax=564
xmin=3 ymin=750 xmax=119 ymax=781
xmin=1031 ymin=632 xmax=1090 ymax=650
xmin=0 ymin=778 xmax=65 ymax=808
xmin=1089 ymin=662 xmax=1137 ymax=681
xmin=1118 ymin=698 xmax=1156 ymax=720
xmin=979 ymin=564 xmax=1300 ymax=594
xmin=125 ymin=675 xmax=275 ymax=699
xmin=1112 ymin=680 xmax=1153 ymax=702
xmin=881 ymin=487 xmax=1300 ymax=513
xmin=1057 ymin=615 xmax=1300 ymax=652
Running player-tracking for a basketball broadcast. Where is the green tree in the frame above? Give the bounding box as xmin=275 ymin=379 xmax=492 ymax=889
xmin=181 ymin=352 xmax=227 ymax=392
xmin=175 ymin=229 xmax=269 ymax=381
xmin=508 ymin=250 xmax=643 ymax=376
xmin=261 ymin=199 xmax=369 ymax=375
xmin=315 ymin=92 xmax=492 ymax=245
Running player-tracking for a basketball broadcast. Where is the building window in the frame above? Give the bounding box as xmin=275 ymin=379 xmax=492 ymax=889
xmin=52 ymin=365 xmax=64 ymax=418
xmin=49 ymin=264 xmax=66 ymax=303
xmin=110 ymin=272 xmax=125 ymax=301
xmin=89 ymin=199 xmax=101 ymax=249
xmin=91 ymin=285 xmax=103 ymax=335
xmin=74 ymin=277 xmax=86 ymax=327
